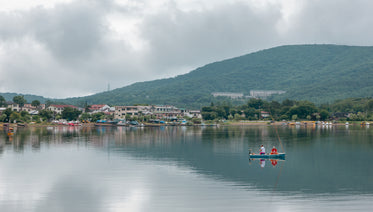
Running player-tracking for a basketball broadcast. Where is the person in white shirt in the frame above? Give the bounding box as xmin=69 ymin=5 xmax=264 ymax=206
xmin=260 ymin=145 xmax=265 ymax=155
xmin=260 ymin=159 xmax=265 ymax=168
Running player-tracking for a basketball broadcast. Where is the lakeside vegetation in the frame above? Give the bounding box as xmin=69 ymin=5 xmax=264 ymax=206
xmin=202 ymin=97 xmax=373 ymax=122
xmin=1 ymin=95 xmax=373 ymax=125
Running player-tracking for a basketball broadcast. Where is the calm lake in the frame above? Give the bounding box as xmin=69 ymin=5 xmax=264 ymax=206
xmin=1 ymin=125 xmax=373 ymax=211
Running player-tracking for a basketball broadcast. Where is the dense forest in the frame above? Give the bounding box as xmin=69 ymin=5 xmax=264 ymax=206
xmin=2 ymin=44 xmax=373 ymax=109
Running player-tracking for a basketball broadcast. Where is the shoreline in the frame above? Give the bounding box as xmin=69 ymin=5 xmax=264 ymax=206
xmin=224 ymin=121 xmax=361 ymax=126
xmin=1 ymin=121 xmax=364 ymax=130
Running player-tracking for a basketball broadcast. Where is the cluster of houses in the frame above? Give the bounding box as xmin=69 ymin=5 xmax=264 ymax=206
xmin=114 ymin=105 xmax=201 ymax=120
xmin=3 ymin=103 xmax=46 ymax=115
xmin=0 ymin=102 xmax=201 ymax=121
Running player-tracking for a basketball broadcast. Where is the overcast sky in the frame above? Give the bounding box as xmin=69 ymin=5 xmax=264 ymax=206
xmin=1 ymin=0 xmax=373 ymax=98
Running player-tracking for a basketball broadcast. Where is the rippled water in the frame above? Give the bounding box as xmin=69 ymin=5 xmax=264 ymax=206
xmin=1 ymin=125 xmax=372 ymax=211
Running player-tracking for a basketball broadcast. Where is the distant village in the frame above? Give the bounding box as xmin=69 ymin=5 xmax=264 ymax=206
xmin=1 ymin=92 xmax=372 ymax=127
xmin=0 ymin=100 xmax=202 ymax=126
xmin=0 ymin=90 xmax=286 ymax=126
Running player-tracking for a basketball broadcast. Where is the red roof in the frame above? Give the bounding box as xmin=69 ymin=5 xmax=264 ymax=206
xmin=89 ymin=104 xmax=106 ymax=110
xmin=51 ymin=105 xmax=78 ymax=109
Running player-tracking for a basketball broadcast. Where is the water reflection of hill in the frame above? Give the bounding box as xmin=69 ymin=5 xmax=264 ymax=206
xmin=1 ymin=126 xmax=373 ymax=195
xmin=125 ymin=126 xmax=373 ymax=194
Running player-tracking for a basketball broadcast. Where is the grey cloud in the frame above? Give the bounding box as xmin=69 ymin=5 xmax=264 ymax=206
xmin=286 ymin=0 xmax=373 ymax=45
xmin=32 ymin=5 xmax=106 ymax=62
xmin=1 ymin=0 xmax=373 ymax=98
xmin=140 ymin=2 xmax=282 ymax=75
xmin=0 ymin=0 xmax=144 ymax=97
xmin=0 ymin=0 xmax=128 ymax=64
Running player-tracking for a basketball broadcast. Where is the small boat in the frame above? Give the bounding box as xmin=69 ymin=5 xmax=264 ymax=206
xmin=249 ymin=153 xmax=286 ymax=159
xmin=94 ymin=122 xmax=117 ymax=126
xmin=95 ymin=120 xmax=118 ymax=126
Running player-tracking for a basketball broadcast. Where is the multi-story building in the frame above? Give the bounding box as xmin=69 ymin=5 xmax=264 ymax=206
xmin=23 ymin=103 xmax=46 ymax=110
xmin=114 ymin=106 xmax=151 ymax=119
xmin=114 ymin=105 xmax=192 ymax=120
xmin=249 ymin=90 xmax=286 ymax=99
xmin=89 ymin=104 xmax=115 ymax=115
xmin=7 ymin=103 xmax=46 ymax=112
xmin=8 ymin=103 xmax=21 ymax=112
xmin=185 ymin=110 xmax=202 ymax=119
xmin=212 ymin=92 xmax=244 ymax=99
xmin=47 ymin=105 xmax=79 ymax=115
xmin=89 ymin=104 xmax=106 ymax=112
xmin=150 ymin=105 xmax=181 ymax=120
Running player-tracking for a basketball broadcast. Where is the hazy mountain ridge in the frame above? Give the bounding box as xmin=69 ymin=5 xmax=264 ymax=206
xmin=2 ymin=44 xmax=373 ymax=108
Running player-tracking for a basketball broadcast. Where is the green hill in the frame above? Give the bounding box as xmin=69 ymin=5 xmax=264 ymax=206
xmin=3 ymin=44 xmax=373 ymax=108
xmin=65 ymin=44 xmax=373 ymax=108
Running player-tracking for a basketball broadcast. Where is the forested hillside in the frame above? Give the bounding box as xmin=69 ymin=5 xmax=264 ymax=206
xmin=0 ymin=93 xmax=48 ymax=104
xmin=3 ymin=45 xmax=373 ymax=108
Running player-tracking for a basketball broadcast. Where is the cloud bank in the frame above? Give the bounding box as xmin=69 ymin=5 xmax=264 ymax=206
xmin=1 ymin=0 xmax=373 ymax=98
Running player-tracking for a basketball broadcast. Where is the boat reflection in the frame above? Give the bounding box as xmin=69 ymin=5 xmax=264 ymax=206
xmin=249 ymin=158 xmax=284 ymax=168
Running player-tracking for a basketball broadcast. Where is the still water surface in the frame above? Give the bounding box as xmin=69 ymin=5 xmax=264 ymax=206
xmin=1 ymin=125 xmax=372 ymax=211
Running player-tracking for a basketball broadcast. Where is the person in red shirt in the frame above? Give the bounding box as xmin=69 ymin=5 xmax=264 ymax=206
xmin=271 ymin=146 xmax=278 ymax=155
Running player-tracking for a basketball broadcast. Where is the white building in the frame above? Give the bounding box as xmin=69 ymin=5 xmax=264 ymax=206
xmin=212 ymin=92 xmax=244 ymax=99
xmin=249 ymin=90 xmax=286 ymax=99
xmin=114 ymin=106 xmax=150 ymax=119
xmin=114 ymin=105 xmax=190 ymax=120
xmin=47 ymin=105 xmax=79 ymax=115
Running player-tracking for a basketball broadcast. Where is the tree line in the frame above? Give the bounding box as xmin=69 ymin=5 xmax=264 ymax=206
xmin=201 ymin=98 xmax=373 ymax=121
xmin=2 ymin=95 xmax=373 ymax=123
